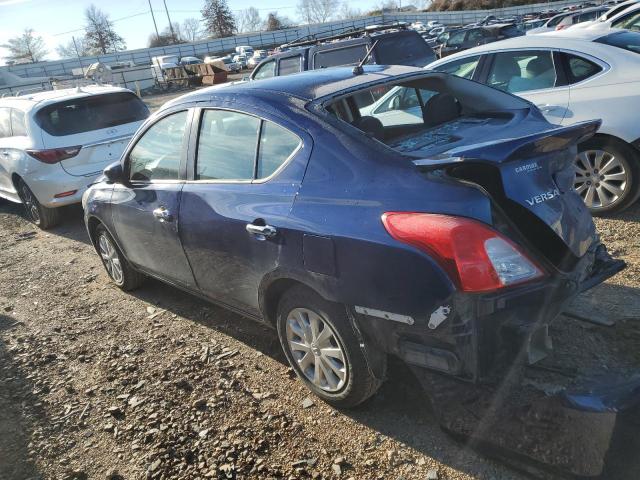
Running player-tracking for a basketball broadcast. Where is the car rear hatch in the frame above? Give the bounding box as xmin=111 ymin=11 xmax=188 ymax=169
xmin=36 ymin=91 xmax=149 ymax=177
xmin=411 ymin=119 xmax=602 ymax=269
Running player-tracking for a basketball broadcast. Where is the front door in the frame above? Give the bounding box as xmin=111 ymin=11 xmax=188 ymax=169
xmin=179 ymin=108 xmax=307 ymax=314
xmin=112 ymin=109 xmax=196 ymax=288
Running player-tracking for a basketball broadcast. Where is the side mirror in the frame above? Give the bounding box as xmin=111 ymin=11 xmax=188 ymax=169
xmin=104 ymin=161 xmax=126 ymax=184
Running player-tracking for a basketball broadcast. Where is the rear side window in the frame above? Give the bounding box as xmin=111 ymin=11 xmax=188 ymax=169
xmin=35 ymin=92 xmax=149 ymax=137
xmin=0 ymin=108 xmax=11 ymax=138
xmin=562 ymin=53 xmax=602 ymax=83
xmin=197 ymin=110 xmax=260 ymax=180
xmin=314 ymin=45 xmax=368 ymax=68
xmin=279 ymin=56 xmax=301 ymax=76
xmin=257 ymin=122 xmax=301 ymax=178
xmin=446 ymin=30 xmax=466 ymax=46
xmin=196 ymin=109 xmax=300 ymax=181
xmin=487 ymin=50 xmax=557 ymax=93
xmin=374 ymin=32 xmax=435 ymax=65
xmin=547 ymin=14 xmax=568 ymax=27
xmin=128 ymin=111 xmax=187 ymax=182
xmin=433 ymin=55 xmax=481 ymax=79
xmin=11 ymin=109 xmax=27 ymax=136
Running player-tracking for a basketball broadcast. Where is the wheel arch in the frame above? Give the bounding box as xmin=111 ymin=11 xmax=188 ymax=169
xmin=584 ymin=132 xmax=640 ymax=160
xmin=259 ymin=275 xmax=323 ymax=328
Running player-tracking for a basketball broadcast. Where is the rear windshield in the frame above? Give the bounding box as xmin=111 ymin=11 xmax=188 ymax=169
xmin=35 ymin=92 xmax=149 ymax=137
xmin=374 ymin=32 xmax=436 ymax=65
xmin=595 ymin=31 xmax=640 ymax=54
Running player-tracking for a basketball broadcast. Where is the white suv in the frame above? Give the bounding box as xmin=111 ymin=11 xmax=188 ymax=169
xmin=0 ymin=86 xmax=149 ymax=228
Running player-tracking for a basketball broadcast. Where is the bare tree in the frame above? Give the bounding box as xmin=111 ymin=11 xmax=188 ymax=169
xmin=339 ymin=2 xmax=362 ymax=19
xmin=264 ymin=12 xmax=293 ymax=31
xmin=2 ymin=29 xmax=47 ymax=63
xmin=56 ymin=37 xmax=91 ymax=59
xmin=202 ymin=0 xmax=236 ymax=38
xmin=182 ymin=18 xmax=204 ymax=42
xmin=84 ymin=5 xmax=126 ymax=54
xmin=297 ymin=0 xmax=340 ymax=24
xmin=236 ymin=7 xmax=262 ymax=33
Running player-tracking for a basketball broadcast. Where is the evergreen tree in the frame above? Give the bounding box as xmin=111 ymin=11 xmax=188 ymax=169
xmin=201 ymin=0 xmax=236 ymax=38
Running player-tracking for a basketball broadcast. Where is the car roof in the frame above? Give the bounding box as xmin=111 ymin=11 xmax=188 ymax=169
xmin=429 ymin=31 xmax=611 ymax=61
xmin=161 ymin=65 xmax=424 ymax=109
xmin=0 ymin=85 xmax=135 ymax=111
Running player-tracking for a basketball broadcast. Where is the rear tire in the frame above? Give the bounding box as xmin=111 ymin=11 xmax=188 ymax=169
xmin=16 ymin=178 xmax=61 ymax=229
xmin=277 ymin=285 xmax=385 ymax=408
xmin=95 ymin=225 xmax=145 ymax=291
xmin=575 ymin=138 xmax=640 ymax=215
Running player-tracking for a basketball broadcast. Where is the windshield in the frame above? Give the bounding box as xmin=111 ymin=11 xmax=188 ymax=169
xmin=374 ymin=31 xmax=436 ymax=65
xmin=595 ymin=30 xmax=640 ymax=53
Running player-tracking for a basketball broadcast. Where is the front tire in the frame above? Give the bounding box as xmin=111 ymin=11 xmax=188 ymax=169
xmin=277 ymin=285 xmax=384 ymax=408
xmin=95 ymin=225 xmax=144 ymax=291
xmin=17 ymin=178 xmax=61 ymax=229
xmin=575 ymin=138 xmax=640 ymax=215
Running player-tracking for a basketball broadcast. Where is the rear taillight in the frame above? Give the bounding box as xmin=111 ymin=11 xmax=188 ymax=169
xmin=381 ymin=212 xmax=544 ymax=292
xmin=26 ymin=146 xmax=81 ymax=164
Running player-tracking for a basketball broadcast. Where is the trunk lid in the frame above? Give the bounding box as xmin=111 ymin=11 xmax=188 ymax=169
xmin=413 ymin=120 xmax=601 ymax=260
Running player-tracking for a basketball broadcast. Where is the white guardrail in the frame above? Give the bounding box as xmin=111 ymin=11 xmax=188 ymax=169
xmin=1 ymin=0 xmax=601 ymax=81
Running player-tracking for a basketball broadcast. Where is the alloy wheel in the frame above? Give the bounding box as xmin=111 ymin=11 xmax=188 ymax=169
xmin=285 ymin=307 xmax=348 ymax=392
xmin=575 ymin=149 xmax=628 ymax=209
xmin=98 ymin=234 xmax=124 ymax=284
xmin=19 ymin=182 xmax=40 ymax=224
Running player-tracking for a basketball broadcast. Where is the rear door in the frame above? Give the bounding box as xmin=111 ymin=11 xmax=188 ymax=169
xmin=111 ymin=108 xmax=196 ymax=287
xmin=0 ymin=107 xmax=14 ymax=197
xmin=36 ymin=92 xmax=149 ymax=177
xmin=179 ymin=107 xmax=308 ymax=314
xmin=483 ymin=49 xmax=570 ymax=124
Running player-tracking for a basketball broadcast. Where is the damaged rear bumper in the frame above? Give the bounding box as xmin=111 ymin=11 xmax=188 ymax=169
xmin=353 ymin=242 xmax=625 ymax=382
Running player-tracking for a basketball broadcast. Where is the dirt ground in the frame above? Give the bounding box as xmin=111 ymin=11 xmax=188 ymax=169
xmin=0 ymin=89 xmax=639 ymax=479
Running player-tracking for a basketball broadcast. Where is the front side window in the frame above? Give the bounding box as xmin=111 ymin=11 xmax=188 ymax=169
xmin=197 ymin=110 xmax=260 ymax=180
xmin=128 ymin=111 xmax=187 ymax=182
xmin=279 ymin=56 xmax=301 ymax=76
xmin=257 ymin=122 xmax=301 ymax=178
xmin=253 ymin=61 xmax=275 ymax=80
xmin=563 ymin=53 xmax=602 ymax=84
xmin=487 ymin=50 xmax=557 ymax=93
xmin=433 ymin=55 xmax=481 ymax=79
xmin=11 ymin=109 xmax=27 ymax=137
xmin=467 ymin=29 xmax=488 ymax=43
xmin=446 ymin=30 xmax=466 ymax=46
xmin=0 ymin=108 xmax=11 ymax=138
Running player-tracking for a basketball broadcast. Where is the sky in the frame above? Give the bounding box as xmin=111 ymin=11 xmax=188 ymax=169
xmin=0 ymin=0 xmax=378 ymax=65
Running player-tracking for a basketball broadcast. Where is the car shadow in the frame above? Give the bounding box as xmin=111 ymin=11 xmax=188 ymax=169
xmin=0 ymin=314 xmax=46 ymax=480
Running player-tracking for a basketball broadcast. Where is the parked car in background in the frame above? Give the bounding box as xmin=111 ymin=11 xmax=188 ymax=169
xmin=572 ymin=1 xmax=640 ymax=31
xmin=0 ymin=86 xmax=149 ymax=228
xmin=247 ymin=50 xmax=269 ymax=69
xmin=83 ymin=65 xmax=623 ymax=408
xmin=428 ymin=30 xmax=640 ymax=213
xmin=180 ymin=56 xmax=202 ymax=65
xmin=527 ymin=11 xmax=574 ymax=33
xmin=528 ymin=6 xmax=608 ymax=33
xmin=233 ymin=54 xmax=248 ymax=69
xmin=235 ymin=45 xmax=254 ymax=58
xmin=204 ymin=56 xmax=241 ymax=72
xmin=437 ymin=24 xmax=523 ymax=58
xmin=250 ymin=25 xmax=436 ymax=80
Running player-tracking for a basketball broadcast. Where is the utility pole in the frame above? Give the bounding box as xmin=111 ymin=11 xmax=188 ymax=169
xmin=163 ymin=0 xmax=177 ymax=42
xmin=72 ymin=36 xmax=84 ymax=74
xmin=147 ymin=0 xmax=160 ymax=40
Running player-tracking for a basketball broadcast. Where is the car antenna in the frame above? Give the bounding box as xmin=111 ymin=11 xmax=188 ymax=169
xmin=352 ymin=40 xmax=379 ymax=76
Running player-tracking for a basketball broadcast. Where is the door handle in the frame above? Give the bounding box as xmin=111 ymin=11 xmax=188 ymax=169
xmin=152 ymin=206 xmax=173 ymax=222
xmin=246 ymin=223 xmax=277 ymax=240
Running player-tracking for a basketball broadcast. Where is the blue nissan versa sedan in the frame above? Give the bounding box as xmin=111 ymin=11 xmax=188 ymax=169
xmin=83 ymin=65 xmax=625 ymax=407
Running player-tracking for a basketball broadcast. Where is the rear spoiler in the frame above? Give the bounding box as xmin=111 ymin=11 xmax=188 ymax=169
xmin=413 ymin=119 xmax=601 ymax=169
